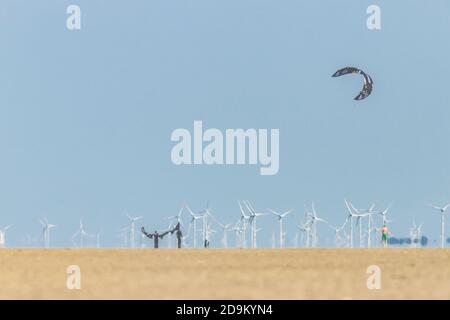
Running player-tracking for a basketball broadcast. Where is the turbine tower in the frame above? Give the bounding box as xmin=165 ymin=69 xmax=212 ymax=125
xmin=126 ymin=213 xmax=143 ymax=248
xmin=95 ymin=229 xmax=102 ymax=248
xmin=40 ymin=218 xmax=56 ymax=248
xmin=268 ymin=208 xmax=293 ymax=248
xmin=0 ymin=225 xmax=11 ymax=248
xmin=429 ymin=203 xmax=450 ymax=248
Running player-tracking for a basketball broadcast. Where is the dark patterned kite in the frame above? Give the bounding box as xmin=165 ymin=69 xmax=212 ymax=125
xmin=332 ymin=67 xmax=373 ymax=101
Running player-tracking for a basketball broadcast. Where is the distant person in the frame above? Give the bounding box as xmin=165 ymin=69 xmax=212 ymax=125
xmin=171 ymin=222 xmax=183 ymax=249
xmin=141 ymin=227 xmax=170 ymax=248
xmin=381 ymin=224 xmax=390 ymax=248
xmin=204 ymin=239 xmax=210 ymax=248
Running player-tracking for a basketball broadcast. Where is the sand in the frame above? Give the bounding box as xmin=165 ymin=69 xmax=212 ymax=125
xmin=0 ymin=248 xmax=449 ymax=299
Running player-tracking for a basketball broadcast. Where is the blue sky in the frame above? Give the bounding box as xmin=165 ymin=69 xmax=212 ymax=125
xmin=1 ymin=0 xmax=450 ymax=247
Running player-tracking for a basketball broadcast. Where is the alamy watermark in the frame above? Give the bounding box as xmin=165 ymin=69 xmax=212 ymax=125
xmin=66 ymin=265 xmax=81 ymax=290
xmin=170 ymin=121 xmax=280 ymax=176
xmin=366 ymin=265 xmax=381 ymax=290
xmin=66 ymin=5 xmax=81 ymax=30
xmin=367 ymin=5 xmax=381 ymax=30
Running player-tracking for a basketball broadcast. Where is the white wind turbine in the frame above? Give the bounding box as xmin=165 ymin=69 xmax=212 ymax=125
xmin=0 ymin=225 xmax=11 ymax=248
xmin=366 ymin=213 xmax=378 ymax=248
xmin=193 ymin=202 xmax=213 ymax=248
xmin=217 ymin=222 xmax=233 ymax=248
xmin=237 ymin=201 xmax=250 ymax=248
xmin=166 ymin=221 xmax=174 ymax=248
xmin=232 ymin=220 xmax=244 ymax=248
xmin=118 ymin=226 xmax=129 ymax=247
xmin=343 ymin=199 xmax=357 ymax=248
xmin=350 ymin=202 xmax=375 ymax=248
xmin=126 ymin=213 xmax=143 ymax=248
xmin=428 ymin=203 xmax=450 ymax=248
xmin=410 ymin=220 xmax=423 ymax=248
xmin=95 ymin=229 xmax=102 ymax=248
xmin=140 ymin=230 xmax=147 ymax=248
xmin=166 ymin=206 xmax=184 ymax=226
xmin=204 ymin=222 xmax=216 ymax=248
xmin=268 ymin=208 xmax=294 ymax=248
xmin=72 ymin=220 xmax=89 ymax=248
xmin=307 ymin=202 xmax=328 ymax=247
xmin=345 ymin=200 xmax=374 ymax=248
xmin=271 ymin=232 xmax=276 ymax=248
xmin=293 ymin=232 xmax=299 ymax=248
xmin=243 ymin=200 xmax=266 ymax=248
xmin=298 ymin=222 xmax=312 ymax=248
xmin=378 ymin=204 xmax=392 ymax=226
xmin=40 ymin=218 xmax=56 ymax=248
xmin=200 ymin=206 xmax=212 ymax=248
xmin=186 ymin=205 xmax=203 ymax=248
xmin=329 ymin=221 xmax=347 ymax=248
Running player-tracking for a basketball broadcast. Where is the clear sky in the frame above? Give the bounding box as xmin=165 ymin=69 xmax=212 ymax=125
xmin=1 ymin=0 xmax=450 ymax=247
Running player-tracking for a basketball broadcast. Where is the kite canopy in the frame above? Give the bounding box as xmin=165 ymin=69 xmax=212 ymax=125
xmin=332 ymin=67 xmax=373 ymax=101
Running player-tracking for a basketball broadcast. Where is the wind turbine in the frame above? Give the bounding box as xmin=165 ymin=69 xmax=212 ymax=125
xmin=118 ymin=226 xmax=129 ymax=247
xmin=186 ymin=205 xmax=203 ymax=248
xmin=126 ymin=213 xmax=143 ymax=248
xmin=293 ymin=232 xmax=299 ymax=248
xmin=410 ymin=220 xmax=423 ymax=248
xmin=378 ymin=204 xmax=392 ymax=225
xmin=428 ymin=203 xmax=450 ymax=248
xmin=345 ymin=200 xmax=374 ymax=248
xmin=166 ymin=221 xmax=174 ymax=248
xmin=216 ymin=222 xmax=233 ymax=248
xmin=232 ymin=220 xmax=244 ymax=248
xmin=349 ymin=202 xmax=375 ymax=248
xmin=271 ymin=232 xmax=276 ymax=248
xmin=307 ymin=202 xmax=328 ymax=247
xmin=166 ymin=206 xmax=184 ymax=226
xmin=204 ymin=223 xmax=215 ymax=248
xmin=140 ymin=231 xmax=147 ymax=248
xmin=268 ymin=208 xmax=294 ymax=248
xmin=201 ymin=205 xmax=212 ymax=248
xmin=39 ymin=218 xmax=56 ymax=248
xmin=72 ymin=220 xmax=89 ymax=248
xmin=243 ymin=200 xmax=266 ymax=248
xmin=366 ymin=213 xmax=378 ymax=248
xmin=329 ymin=221 xmax=347 ymax=248
xmin=237 ymin=201 xmax=250 ymax=248
xmin=298 ymin=222 xmax=312 ymax=248
xmin=95 ymin=229 xmax=102 ymax=248
xmin=0 ymin=225 xmax=11 ymax=248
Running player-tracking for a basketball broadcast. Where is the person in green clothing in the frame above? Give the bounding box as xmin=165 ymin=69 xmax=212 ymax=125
xmin=381 ymin=224 xmax=390 ymax=248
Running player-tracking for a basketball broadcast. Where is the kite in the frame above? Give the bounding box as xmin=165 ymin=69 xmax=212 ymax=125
xmin=332 ymin=67 xmax=373 ymax=101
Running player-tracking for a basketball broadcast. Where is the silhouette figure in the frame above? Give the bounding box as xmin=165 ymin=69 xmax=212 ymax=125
xmin=141 ymin=227 xmax=170 ymax=248
xmin=171 ymin=222 xmax=183 ymax=249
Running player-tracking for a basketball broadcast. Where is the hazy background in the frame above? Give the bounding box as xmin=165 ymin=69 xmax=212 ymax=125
xmin=1 ymin=0 xmax=450 ymax=247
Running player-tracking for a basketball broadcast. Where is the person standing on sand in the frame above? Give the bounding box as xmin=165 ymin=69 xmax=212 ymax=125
xmin=381 ymin=224 xmax=390 ymax=248
xmin=141 ymin=227 xmax=170 ymax=248
xmin=171 ymin=222 xmax=183 ymax=249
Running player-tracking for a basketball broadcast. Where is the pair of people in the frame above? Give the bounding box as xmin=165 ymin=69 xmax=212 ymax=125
xmin=141 ymin=222 xmax=182 ymax=248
